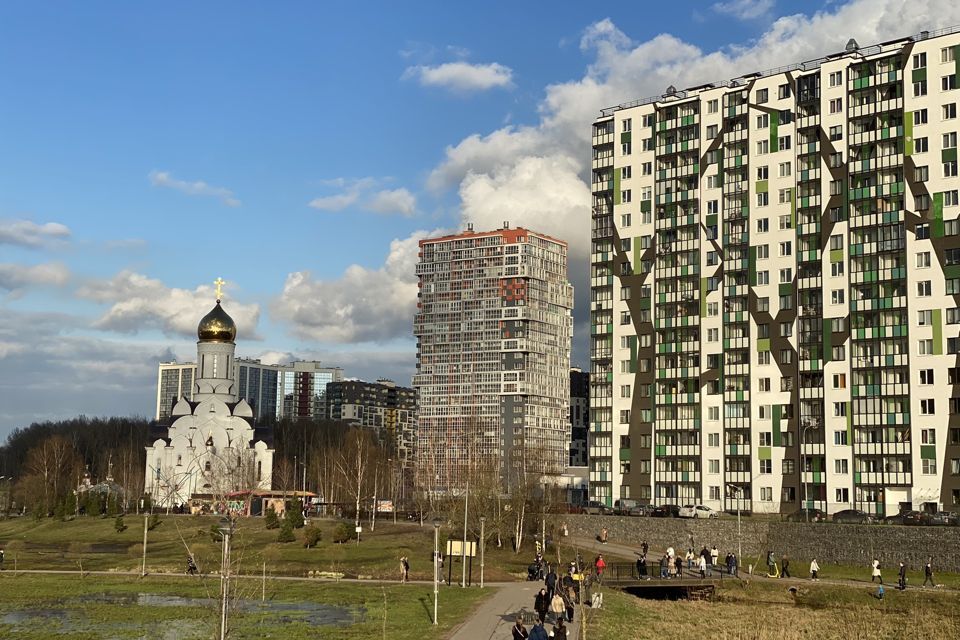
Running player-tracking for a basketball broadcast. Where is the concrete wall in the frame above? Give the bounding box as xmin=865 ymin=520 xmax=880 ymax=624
xmin=564 ymin=515 xmax=960 ymax=572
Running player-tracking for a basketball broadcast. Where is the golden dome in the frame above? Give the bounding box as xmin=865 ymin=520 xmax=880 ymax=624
xmin=197 ymin=301 xmax=237 ymax=343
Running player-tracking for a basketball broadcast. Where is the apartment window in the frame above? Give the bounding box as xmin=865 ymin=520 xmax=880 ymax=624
xmin=778 ymin=136 xmax=791 ymax=151
xmin=620 ymin=238 xmax=631 ymax=252
xmin=829 ymin=125 xmax=842 ymax=141
xmin=757 ymin=271 xmax=769 ymax=285
xmin=757 ymin=88 xmax=769 ymax=103
xmin=758 ymin=351 xmax=771 ymax=364
xmin=829 ymin=71 xmax=843 ymax=86
xmin=759 ymin=432 xmax=772 ymax=446
xmin=779 ymin=268 xmax=792 ymax=283
xmin=949 ymin=220 xmax=960 ymax=236
xmin=622 ymin=118 xmax=632 ymax=132
xmin=620 ymin=286 xmax=630 ymax=300
xmin=759 ymin=461 xmax=772 ymax=475
xmin=621 ymin=166 xmax=632 ymax=179
xmin=835 ymin=459 xmax=849 ymax=474
xmin=947 ymin=190 xmax=960 ymax=206
xmin=757 ymin=218 xmax=769 ymax=232
xmin=779 ymin=162 xmax=791 ymax=177
xmin=642 ymin=114 xmax=655 ymax=127
xmin=916 ymin=137 xmax=929 ymax=152
xmin=642 ymin=162 xmax=652 ymax=175
xmin=780 ymin=321 xmax=793 ymax=337
xmin=836 ymin=488 xmax=850 ymax=503
xmin=757 ymin=139 xmax=769 ymax=154
xmin=834 ymin=430 xmax=848 ymax=445
xmin=707 ymin=175 xmax=721 ymax=189
xmin=782 ymin=459 xmax=795 ymax=474
xmin=831 ymin=289 xmax=845 ymax=304
xmin=914 ymin=109 xmax=929 ymax=125
xmin=944 ymin=75 xmax=958 ymax=91
xmin=708 ymin=407 xmax=720 ymax=423
xmin=778 ymin=84 xmax=790 ymax=99
xmin=834 ymin=402 xmax=847 ymax=417
xmin=757 ymin=323 xmax=770 ymax=339
xmin=943 ymin=47 xmax=956 ymax=63
xmin=620 ymin=213 xmax=631 ymax=228
xmin=829 ymin=98 xmax=842 ymax=113
xmin=922 ymin=459 xmax=938 ymax=475
xmin=830 ymin=261 xmax=845 ymax=277
xmin=946 ymin=161 xmax=959 ymax=177
xmin=778 ymin=190 xmax=792 ymax=206
xmin=829 ymin=152 xmax=843 ymax=168
xmin=707 ymin=250 xmax=718 ymax=266
xmin=707 ymin=328 xmax=719 ymax=342
xmin=919 ymin=339 xmax=934 ymax=355
xmin=780 ymin=294 xmax=793 ymax=309
xmin=758 ymin=377 xmax=771 ymax=392
xmin=757 ymin=165 xmax=769 ymax=180
xmin=757 ymin=113 xmax=769 ymax=129
xmin=832 ymin=345 xmax=846 ymax=360
xmin=920 ymin=369 xmax=935 ymax=385
xmin=707 ymin=200 xmax=719 ymax=214
xmin=945 ymin=132 xmax=958 ymax=149
xmin=833 ymin=373 xmax=846 ymax=389
xmin=621 ymin=142 xmax=632 ymax=155
xmin=945 ymin=103 xmax=958 ymax=120
xmin=620 ymin=384 xmax=631 ymax=398
xmin=914 ymin=80 xmax=928 ymax=97
xmin=757 ymin=244 xmax=769 ymax=259
xmin=829 ymin=234 xmax=843 ymax=251
xmin=708 ymin=459 xmax=720 ymax=474
xmin=918 ymin=309 xmax=933 ymax=325
xmin=757 ymin=192 xmax=769 ymax=206
xmin=707 ymin=302 xmax=719 ymax=316
xmin=921 ymin=428 xmax=936 ymax=444
xmin=708 ymin=99 xmax=719 ymax=114
xmin=620 ymin=310 xmax=631 ymax=324
xmin=779 ymin=241 xmax=792 ymax=256
xmin=918 ymin=280 xmax=932 ymax=296
xmin=916 ymin=165 xmax=930 ymax=181
xmin=757 ymin=297 xmax=769 ymax=312
xmin=830 ymin=179 xmax=843 ymax=196
xmin=920 ymin=399 xmax=936 ymax=415
xmin=917 ymin=222 xmax=931 ymax=237
xmin=831 ymin=318 xmax=846 ymax=332
xmin=780 ymin=349 xmax=794 ymax=364
xmin=914 ymin=52 xmax=927 ymax=68
xmin=918 ymin=251 xmax=931 ymax=268
xmin=706 ymin=124 xmax=719 ymax=138
xmin=952 ymin=459 xmax=960 ymax=475
xmin=619 ymin=409 xmax=631 ymax=423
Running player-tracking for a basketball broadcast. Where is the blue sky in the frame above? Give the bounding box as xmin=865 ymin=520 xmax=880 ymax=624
xmin=1 ymin=0 xmax=956 ymax=438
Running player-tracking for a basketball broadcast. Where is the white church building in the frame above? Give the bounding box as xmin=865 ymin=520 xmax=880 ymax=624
xmin=145 ymin=291 xmax=274 ymax=510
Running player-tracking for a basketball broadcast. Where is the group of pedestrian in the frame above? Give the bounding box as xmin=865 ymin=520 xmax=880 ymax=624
xmin=872 ymin=556 xmax=937 ymax=590
xmin=512 ymin=616 xmax=567 ymax=640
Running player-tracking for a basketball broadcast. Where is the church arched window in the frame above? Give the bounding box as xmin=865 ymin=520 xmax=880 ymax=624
xmin=176 ymin=455 xmax=182 ymax=466
xmin=205 ymin=460 xmax=211 ymax=472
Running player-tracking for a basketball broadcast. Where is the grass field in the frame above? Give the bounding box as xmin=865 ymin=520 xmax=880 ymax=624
xmin=0 ymin=572 xmax=487 ymax=639
xmin=587 ymin=578 xmax=960 ymax=640
xmin=0 ymin=514 xmax=599 ymax=582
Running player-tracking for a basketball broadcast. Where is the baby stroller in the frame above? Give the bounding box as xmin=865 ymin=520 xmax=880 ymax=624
xmin=527 ymin=561 xmax=543 ymax=581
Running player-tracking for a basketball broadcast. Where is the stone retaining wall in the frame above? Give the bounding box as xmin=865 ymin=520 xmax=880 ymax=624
xmin=563 ymin=514 xmax=960 ymax=571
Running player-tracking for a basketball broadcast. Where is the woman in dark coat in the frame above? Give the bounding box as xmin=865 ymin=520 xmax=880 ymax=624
xmin=534 ymin=588 xmax=549 ymax=623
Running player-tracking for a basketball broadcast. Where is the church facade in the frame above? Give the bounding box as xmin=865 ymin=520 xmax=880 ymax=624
xmin=144 ymin=292 xmax=274 ymax=510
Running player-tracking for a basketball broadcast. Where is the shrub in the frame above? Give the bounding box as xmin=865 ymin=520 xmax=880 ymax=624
xmin=303 ymin=526 xmax=322 ymax=548
xmin=285 ymin=500 xmax=305 ymax=529
xmin=277 ymin=519 xmax=296 ymax=543
xmin=114 ymin=515 xmax=127 ymax=533
xmin=333 ymin=522 xmax=352 ymax=544
xmin=264 ymin=506 xmax=280 ymax=530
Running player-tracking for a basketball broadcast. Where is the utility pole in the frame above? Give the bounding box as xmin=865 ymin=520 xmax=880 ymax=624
xmin=461 ymin=478 xmax=469 ymax=587
xmin=141 ymin=513 xmax=149 ymax=577
xmin=479 ymin=516 xmax=486 ymax=589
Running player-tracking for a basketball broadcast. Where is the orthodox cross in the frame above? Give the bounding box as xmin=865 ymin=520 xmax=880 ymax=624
xmin=214 ymin=277 xmax=225 ymax=301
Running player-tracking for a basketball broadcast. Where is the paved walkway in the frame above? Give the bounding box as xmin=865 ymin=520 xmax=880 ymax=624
xmin=448 ymin=581 xmax=581 ymax=640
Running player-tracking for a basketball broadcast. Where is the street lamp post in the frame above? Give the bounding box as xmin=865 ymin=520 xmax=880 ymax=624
xmin=462 ymin=479 xmax=469 ymax=588
xmin=726 ymin=484 xmax=743 ymax=561
xmin=217 ymin=517 xmax=235 ymax=640
xmin=479 ymin=516 xmax=486 ymax=589
xmin=432 ymin=518 xmax=442 ymax=625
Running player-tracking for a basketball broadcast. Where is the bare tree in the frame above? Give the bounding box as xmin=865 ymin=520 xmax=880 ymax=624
xmin=336 ymin=427 xmax=376 ymax=533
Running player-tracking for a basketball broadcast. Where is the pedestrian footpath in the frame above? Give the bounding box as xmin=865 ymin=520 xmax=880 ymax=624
xmin=448 ymin=581 xmax=580 ymax=640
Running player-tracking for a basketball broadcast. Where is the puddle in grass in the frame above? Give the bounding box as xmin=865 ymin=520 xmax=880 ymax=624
xmin=1 ymin=594 xmax=361 ymax=637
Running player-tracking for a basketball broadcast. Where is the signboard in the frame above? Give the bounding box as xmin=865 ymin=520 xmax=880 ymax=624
xmin=446 ymin=540 xmax=477 ymax=557
xmin=355 ymin=526 xmax=363 ymax=533
xmin=376 ymin=500 xmax=394 ymax=513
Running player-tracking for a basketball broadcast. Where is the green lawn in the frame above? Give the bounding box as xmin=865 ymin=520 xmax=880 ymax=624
xmin=0 ymin=573 xmax=487 ymax=639
xmin=587 ymin=578 xmax=960 ymax=639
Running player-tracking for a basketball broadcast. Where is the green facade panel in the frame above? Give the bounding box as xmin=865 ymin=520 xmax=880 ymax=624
xmin=933 ymin=308 xmax=943 ymax=355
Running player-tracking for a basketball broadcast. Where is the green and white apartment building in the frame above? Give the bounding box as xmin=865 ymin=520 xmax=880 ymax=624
xmin=590 ymin=27 xmax=960 ymax=516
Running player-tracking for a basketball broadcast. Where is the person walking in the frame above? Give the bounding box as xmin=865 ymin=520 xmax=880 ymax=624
xmin=710 ymin=545 xmax=719 ymax=575
xmin=780 ymin=555 xmax=791 ymax=578
xmin=594 ymin=554 xmax=606 ymax=584
xmin=923 ymin=557 xmax=936 ymax=588
xmin=534 ymin=588 xmax=549 ymax=624
xmin=528 ymin=621 xmax=549 ymax=640
xmin=545 ymin=565 xmax=558 ymax=601
xmin=810 ymin=558 xmax=820 ymax=581
xmin=512 ymin=617 xmax=529 ymax=640
xmin=659 ymin=554 xmax=667 ymax=578
xmin=552 ymin=619 xmax=568 ymax=640
xmin=641 ymin=540 xmax=649 ymax=556
xmin=636 ymin=554 xmax=645 ymax=578
xmin=674 ymin=554 xmax=683 ymax=579
xmin=563 ymin=585 xmax=576 ymax=623
xmin=871 ymin=558 xmax=882 ymax=584
xmin=698 ymin=553 xmax=707 ymax=579
xmin=399 ymin=556 xmax=409 ymax=583
xmin=897 ymin=562 xmax=907 ymax=591
xmin=685 ymin=548 xmax=694 ymax=570
xmin=550 ymin=590 xmax=566 ymax=624
xmin=731 ymin=553 xmax=739 ymax=577
xmin=701 ymin=547 xmax=712 ymax=577
xmin=766 ymin=550 xmax=777 ymax=577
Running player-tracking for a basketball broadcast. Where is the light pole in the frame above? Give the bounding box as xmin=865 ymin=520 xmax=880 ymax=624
xmin=433 ymin=517 xmax=442 ymax=625
xmin=462 ymin=478 xmax=469 ymax=588
xmin=479 ymin=516 xmax=486 ymax=589
xmin=218 ymin=516 xmax=235 ymax=640
xmin=726 ymin=484 xmax=743 ymax=561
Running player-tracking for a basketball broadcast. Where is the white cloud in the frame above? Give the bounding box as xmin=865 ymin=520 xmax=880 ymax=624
xmin=0 ymin=219 xmax=71 ymax=248
xmin=76 ymin=271 xmax=260 ymax=339
xmin=365 ymin=188 xmax=417 ymax=216
xmin=0 ymin=262 xmax=70 ymax=291
xmin=272 ymin=231 xmax=434 ymax=343
xmin=148 ymin=170 xmax=241 ymax=207
xmin=712 ymin=0 xmax=775 ymax=20
xmin=403 ymin=61 xmax=514 ymax=92
xmin=308 ymin=192 xmax=359 ymax=211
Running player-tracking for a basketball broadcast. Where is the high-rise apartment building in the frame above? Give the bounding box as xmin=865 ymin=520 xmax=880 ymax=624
xmin=414 ymin=224 xmax=574 ymax=492
xmin=570 ymin=368 xmax=590 ymax=467
xmin=155 ymin=359 xmax=342 ymax=422
xmin=591 ymin=28 xmax=960 ymax=516
xmin=326 ymin=379 xmax=417 ymax=465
